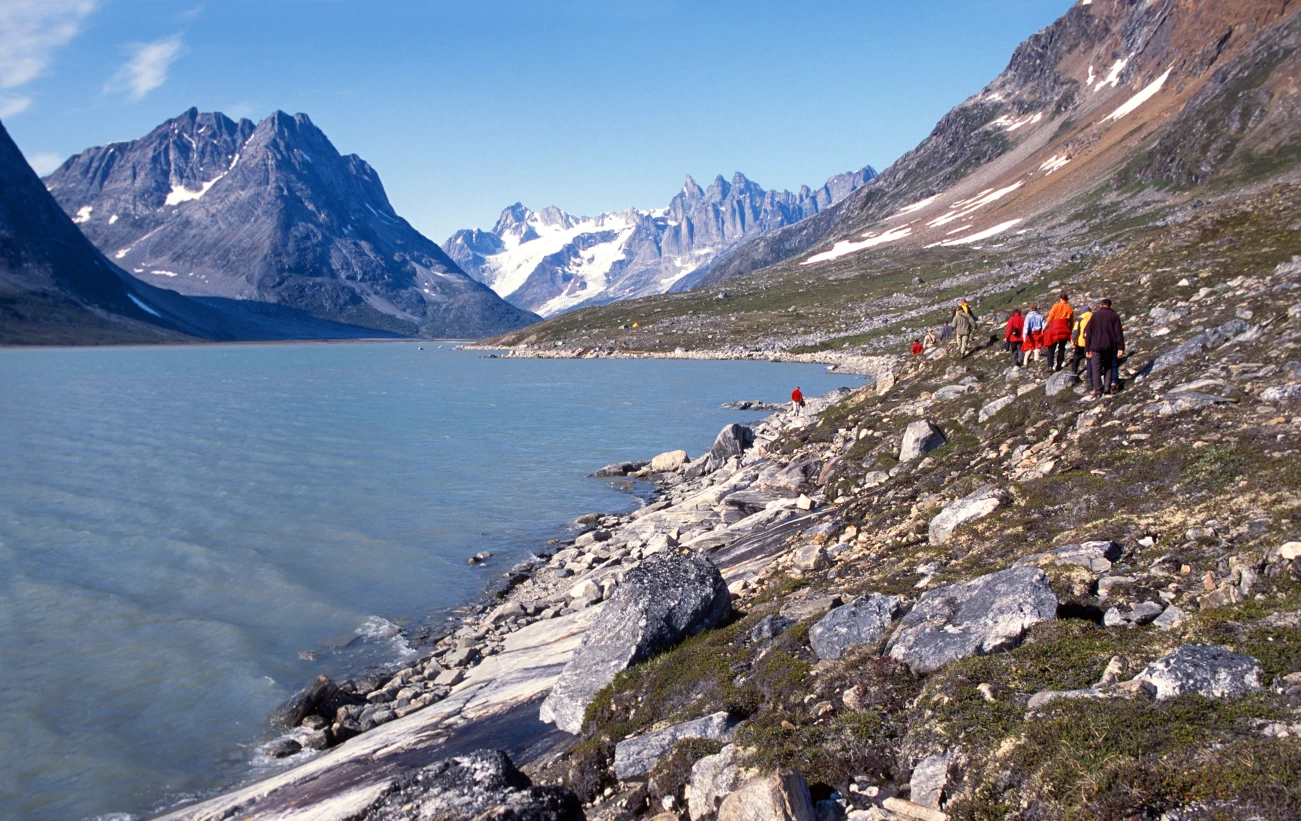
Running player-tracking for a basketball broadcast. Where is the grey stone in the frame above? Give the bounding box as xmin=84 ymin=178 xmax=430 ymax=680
xmin=717 ymin=770 xmax=816 ymax=821
xmin=264 ymin=738 xmax=302 ymax=759
xmin=354 ymin=749 xmax=583 ymax=821
xmin=751 ymin=613 xmax=796 ymax=643
xmin=808 ymin=594 xmax=902 ymax=661
xmin=1150 ymin=319 xmax=1251 ymax=373
xmin=887 ymin=567 xmax=1058 ymax=673
xmin=1153 ymin=605 xmax=1187 ymax=631
xmin=1147 ymin=391 xmax=1236 ymax=416
xmin=1261 ymin=385 xmax=1301 ymax=402
xmin=928 ymin=485 xmax=1004 ymax=545
xmin=540 ymin=549 xmax=731 ymax=734
xmin=909 ymin=752 xmax=949 ymax=810
xmin=1102 ymin=601 xmax=1164 ymax=628
xmin=614 ymin=711 xmax=738 ymax=779
xmin=268 ymin=675 xmax=362 ymax=729
xmin=703 ymin=424 xmax=756 ymax=473
xmin=978 ymin=395 xmax=1014 ymax=423
xmin=780 ymin=594 xmax=843 ymax=622
xmin=793 ymin=543 xmax=830 ymax=571
xmin=690 ymin=745 xmax=743 ymax=821
xmin=899 ymin=421 xmax=946 ymax=462
xmin=593 ymin=460 xmax=650 ymax=477
xmin=1045 ymin=370 xmax=1079 ymax=397
xmin=933 ymin=383 xmax=977 ymax=400
xmin=1137 ymin=644 xmax=1262 ymax=700
xmin=1015 ymin=540 xmax=1122 ymax=573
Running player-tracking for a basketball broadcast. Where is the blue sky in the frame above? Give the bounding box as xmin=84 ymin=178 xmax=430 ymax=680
xmin=2 ymin=0 xmax=1073 ymax=242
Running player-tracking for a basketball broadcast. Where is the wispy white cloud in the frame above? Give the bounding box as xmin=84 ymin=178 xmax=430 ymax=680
xmin=106 ymin=34 xmax=185 ymax=101
xmin=0 ymin=0 xmax=97 ymax=117
xmin=0 ymin=94 xmax=32 ymax=117
xmin=27 ymin=151 xmax=66 ymax=175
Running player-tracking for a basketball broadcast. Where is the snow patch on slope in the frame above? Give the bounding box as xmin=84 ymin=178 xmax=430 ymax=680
xmin=802 ymin=225 xmax=914 ymax=264
xmin=1039 ymin=154 xmax=1071 ymax=174
xmin=73 ymin=205 xmax=92 ymax=223
xmin=1095 ymin=58 xmax=1129 ymax=91
xmin=928 ymin=182 xmax=1023 ymax=228
xmin=1105 ymin=67 xmax=1173 ymax=122
xmin=932 ymin=219 xmax=1024 ymax=247
xmin=128 ymin=293 xmax=161 ymax=317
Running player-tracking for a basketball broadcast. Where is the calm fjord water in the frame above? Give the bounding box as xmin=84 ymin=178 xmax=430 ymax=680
xmin=0 ymin=342 xmax=857 ymax=821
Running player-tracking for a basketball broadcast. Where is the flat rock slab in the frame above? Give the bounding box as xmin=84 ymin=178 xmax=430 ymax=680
xmin=1015 ymin=540 xmax=1122 ymax=574
xmin=928 ymin=485 xmax=1004 ymax=545
xmin=614 ymin=711 xmax=738 ymax=779
xmin=808 ymin=594 xmax=902 ymax=660
xmin=541 ymin=549 xmax=731 ymax=734
xmin=978 ymin=395 xmax=1014 ymax=423
xmin=1103 ymin=601 xmax=1164 ymax=628
xmin=1147 ymin=391 xmax=1236 ymax=416
xmin=1045 ymin=370 xmax=1079 ymax=396
xmin=887 ymin=567 xmax=1058 ymax=673
xmin=1138 ymin=644 xmax=1263 ymax=700
xmin=909 ymin=751 xmax=950 ymax=810
xmin=592 ymin=460 xmax=650 ymax=477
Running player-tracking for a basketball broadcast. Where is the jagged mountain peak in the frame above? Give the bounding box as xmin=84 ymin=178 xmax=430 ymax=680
xmin=447 ymin=164 xmax=877 ymax=317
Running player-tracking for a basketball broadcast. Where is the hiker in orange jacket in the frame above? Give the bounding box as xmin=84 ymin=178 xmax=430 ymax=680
xmin=1043 ymin=292 xmax=1075 ymax=372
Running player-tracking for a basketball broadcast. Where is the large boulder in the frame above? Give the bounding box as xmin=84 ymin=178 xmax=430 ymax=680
xmin=268 ymin=675 xmax=362 ymax=728
xmin=702 ymin=424 xmax=755 ymax=473
xmin=899 ymin=421 xmax=946 ymax=462
xmin=1137 ymin=644 xmax=1263 ymax=700
xmin=928 ymin=485 xmax=1004 ymax=545
xmin=690 ymin=745 xmax=743 ymax=821
xmin=808 ymin=594 xmax=902 ymax=661
xmin=886 ymin=567 xmax=1058 ymax=673
xmin=717 ymin=770 xmax=816 ymax=821
xmin=614 ymin=712 xmax=738 ymax=779
xmin=651 ymin=449 xmax=691 ymax=472
xmin=1149 ymin=319 xmax=1250 ymax=374
xmin=356 ymin=749 xmax=583 ymax=821
xmin=540 ymin=550 xmax=732 ymax=734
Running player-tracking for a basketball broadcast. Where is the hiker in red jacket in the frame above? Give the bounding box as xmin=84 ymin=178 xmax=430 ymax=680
xmin=791 ymin=387 xmax=805 ymax=410
xmin=1005 ymin=309 xmax=1025 ymax=367
xmin=911 ymin=339 xmax=923 ymax=356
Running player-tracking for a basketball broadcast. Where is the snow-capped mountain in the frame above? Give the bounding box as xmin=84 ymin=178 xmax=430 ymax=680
xmin=43 ymin=108 xmax=537 ymax=338
xmin=445 ymin=167 xmax=875 ymax=316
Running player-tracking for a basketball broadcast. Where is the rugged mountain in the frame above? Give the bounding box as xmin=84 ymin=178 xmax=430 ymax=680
xmin=445 ymin=167 xmax=875 ymax=316
xmin=44 ymin=108 xmax=537 ymax=338
xmin=699 ymin=0 xmax=1301 ymax=286
xmin=0 ymin=119 xmax=391 ymax=345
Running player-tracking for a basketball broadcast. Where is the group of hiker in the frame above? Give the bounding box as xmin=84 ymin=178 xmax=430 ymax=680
xmin=911 ymin=293 xmax=1126 ymax=399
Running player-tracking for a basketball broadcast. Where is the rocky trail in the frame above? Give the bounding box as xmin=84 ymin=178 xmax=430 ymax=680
xmin=160 ymin=236 xmax=1301 ymax=819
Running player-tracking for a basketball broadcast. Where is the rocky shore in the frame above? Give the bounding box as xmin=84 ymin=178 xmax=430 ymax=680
xmin=161 ymin=257 xmax=1301 ymax=820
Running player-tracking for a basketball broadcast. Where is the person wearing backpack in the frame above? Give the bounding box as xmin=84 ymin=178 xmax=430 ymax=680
xmin=1070 ymin=305 xmax=1094 ymax=386
xmin=1084 ymin=299 xmax=1125 ymax=397
xmin=1043 ymin=293 xmax=1075 ymax=372
xmin=953 ymin=302 xmax=978 ymax=358
xmin=1005 ymin=308 xmax=1025 ymax=367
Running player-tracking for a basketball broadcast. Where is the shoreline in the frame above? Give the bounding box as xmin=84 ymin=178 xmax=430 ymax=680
xmin=155 ymin=386 xmax=853 ymax=821
xmin=458 ymin=341 xmax=897 ymax=378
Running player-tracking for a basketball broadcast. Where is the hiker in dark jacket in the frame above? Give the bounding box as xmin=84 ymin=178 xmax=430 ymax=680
xmin=1083 ymin=299 xmax=1125 ymax=397
xmin=953 ymin=304 xmax=978 ymax=358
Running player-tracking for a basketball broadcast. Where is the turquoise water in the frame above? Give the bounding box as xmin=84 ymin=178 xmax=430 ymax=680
xmin=0 ymin=342 xmax=858 ymax=821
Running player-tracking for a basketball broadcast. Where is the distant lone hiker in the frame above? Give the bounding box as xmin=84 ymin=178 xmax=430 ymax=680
xmin=791 ymin=386 xmax=805 ymax=410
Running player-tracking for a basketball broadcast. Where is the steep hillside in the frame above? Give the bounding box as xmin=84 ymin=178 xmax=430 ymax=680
xmin=44 ymin=108 xmax=537 ymax=338
xmin=445 ymin=168 xmax=875 ymax=317
xmin=487 ymin=0 xmax=1301 ymax=359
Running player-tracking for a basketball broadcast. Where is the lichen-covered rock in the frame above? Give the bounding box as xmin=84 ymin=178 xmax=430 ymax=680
xmin=1103 ymin=601 xmax=1164 ymax=628
xmin=1137 ymin=644 xmax=1263 ymax=700
xmin=614 ymin=711 xmax=738 ymax=779
xmin=355 ymin=749 xmax=583 ymax=821
xmin=808 ymin=594 xmax=902 ymax=660
xmin=750 ymin=613 xmax=795 ymax=643
xmin=1014 ymin=540 xmax=1122 ymax=573
xmin=928 ymin=485 xmax=1004 ymax=545
xmin=887 ymin=567 xmax=1058 ymax=673
xmin=908 ymin=751 xmax=950 ymax=810
xmin=717 ymin=770 xmax=816 ymax=821
xmin=690 ymin=745 xmax=742 ymax=821
xmin=540 ymin=549 xmax=732 ymax=734
xmin=1045 ymin=370 xmax=1079 ymax=396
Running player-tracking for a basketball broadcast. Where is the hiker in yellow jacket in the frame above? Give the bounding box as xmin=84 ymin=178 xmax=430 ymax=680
xmin=1070 ymin=307 xmax=1093 ymax=388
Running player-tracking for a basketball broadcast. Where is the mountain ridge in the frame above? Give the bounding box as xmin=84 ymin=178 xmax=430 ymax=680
xmin=44 ymin=108 xmax=538 ymax=338
xmin=445 ymin=166 xmax=876 ymax=316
